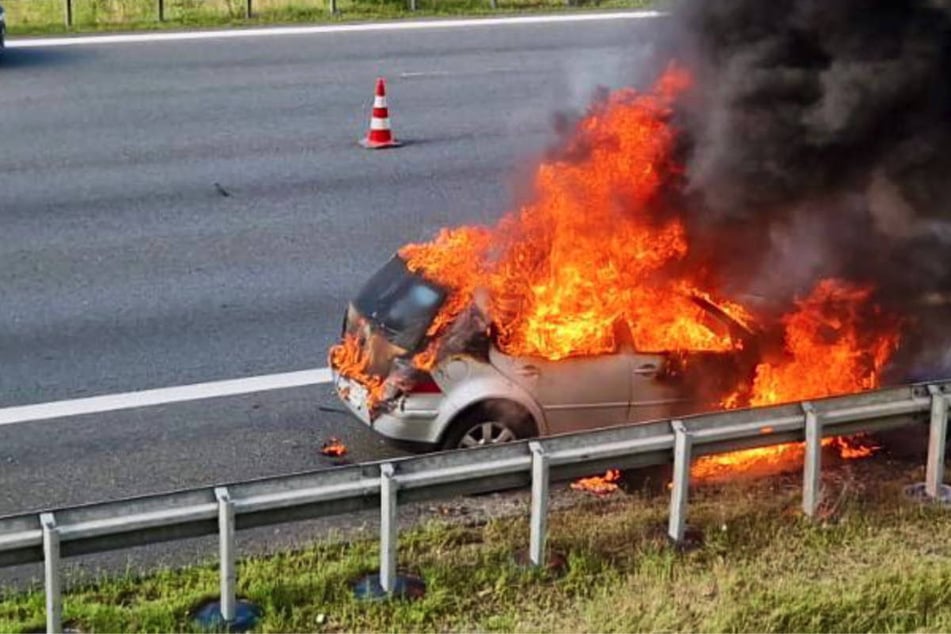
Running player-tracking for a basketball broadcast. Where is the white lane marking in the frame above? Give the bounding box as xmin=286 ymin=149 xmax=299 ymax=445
xmin=0 ymin=368 xmax=333 ymax=426
xmin=400 ymin=71 xmax=451 ymax=78
xmin=8 ymin=11 xmax=664 ymax=48
xmin=400 ymin=68 xmax=516 ymax=78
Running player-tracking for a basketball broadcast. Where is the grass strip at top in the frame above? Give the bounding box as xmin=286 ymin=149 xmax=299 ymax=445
xmin=5 ymin=0 xmax=654 ymax=37
xmin=2 ymin=458 xmax=950 ymax=632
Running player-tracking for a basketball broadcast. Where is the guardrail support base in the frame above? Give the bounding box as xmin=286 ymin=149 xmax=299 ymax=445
xmin=513 ymin=548 xmax=568 ymax=575
xmin=352 ymin=572 xmax=426 ymax=601
xmin=903 ymin=482 xmax=951 ymax=505
xmin=191 ymin=599 xmax=261 ymax=632
xmin=649 ymin=523 xmax=705 ymax=552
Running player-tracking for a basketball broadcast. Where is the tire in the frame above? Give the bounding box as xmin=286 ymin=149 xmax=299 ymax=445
xmin=440 ymin=401 xmax=537 ymax=451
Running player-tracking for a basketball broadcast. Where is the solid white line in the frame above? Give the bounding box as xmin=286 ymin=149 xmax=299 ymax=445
xmin=7 ymin=11 xmax=664 ymax=48
xmin=0 ymin=368 xmax=334 ymax=426
xmin=399 ymin=71 xmax=451 ymax=78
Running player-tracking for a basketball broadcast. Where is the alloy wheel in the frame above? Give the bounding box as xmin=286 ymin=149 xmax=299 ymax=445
xmin=458 ymin=422 xmax=517 ymax=448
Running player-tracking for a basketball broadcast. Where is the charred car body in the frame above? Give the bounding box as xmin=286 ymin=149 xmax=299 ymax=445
xmin=330 ymin=255 xmax=760 ymax=452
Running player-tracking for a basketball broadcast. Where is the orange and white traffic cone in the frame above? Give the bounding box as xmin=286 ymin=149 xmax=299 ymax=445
xmin=360 ymin=77 xmax=401 ymax=149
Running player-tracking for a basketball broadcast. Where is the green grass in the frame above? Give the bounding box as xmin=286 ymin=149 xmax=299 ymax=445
xmin=3 ymin=0 xmax=654 ymax=36
xmin=3 ymin=457 xmax=951 ymax=632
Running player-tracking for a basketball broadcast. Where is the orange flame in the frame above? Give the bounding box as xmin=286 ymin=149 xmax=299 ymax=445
xmin=400 ymin=66 xmax=748 ymax=362
xmin=338 ymin=65 xmax=904 ymax=478
xmin=400 ymin=227 xmax=494 ymax=371
xmin=695 ymin=280 xmax=898 ymax=477
xmin=328 ymin=333 xmax=386 ymax=410
xmin=571 ymin=469 xmax=622 ymax=496
xmin=747 ymin=279 xmax=899 ymax=407
xmin=321 ymin=437 xmax=348 ymax=457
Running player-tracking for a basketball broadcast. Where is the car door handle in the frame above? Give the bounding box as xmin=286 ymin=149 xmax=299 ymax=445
xmin=517 ymin=364 xmax=540 ymax=377
xmin=634 ymin=363 xmax=658 ymax=376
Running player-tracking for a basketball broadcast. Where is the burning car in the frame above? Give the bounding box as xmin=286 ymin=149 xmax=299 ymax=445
xmin=330 ymin=254 xmax=759 ymax=452
xmin=329 ymin=68 xmax=902 ymax=456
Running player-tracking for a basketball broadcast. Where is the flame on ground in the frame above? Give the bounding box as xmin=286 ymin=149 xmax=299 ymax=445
xmin=691 ymin=435 xmax=880 ymax=480
xmin=571 ymin=469 xmax=622 ymax=496
xmin=321 ymin=437 xmax=348 ymax=458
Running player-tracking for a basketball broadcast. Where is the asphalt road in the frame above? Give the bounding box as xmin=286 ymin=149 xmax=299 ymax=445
xmin=0 ymin=16 xmax=673 ymax=523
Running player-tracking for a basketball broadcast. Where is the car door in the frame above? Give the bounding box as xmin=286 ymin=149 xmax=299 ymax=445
xmin=628 ymin=351 xmax=688 ymax=423
xmin=490 ymin=348 xmax=632 ymax=435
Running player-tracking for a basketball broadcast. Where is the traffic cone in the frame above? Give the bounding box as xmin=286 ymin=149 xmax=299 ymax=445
xmin=360 ymin=77 xmax=401 ymax=149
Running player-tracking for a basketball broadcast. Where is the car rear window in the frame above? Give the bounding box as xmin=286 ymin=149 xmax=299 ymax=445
xmin=352 ymin=256 xmax=447 ymax=352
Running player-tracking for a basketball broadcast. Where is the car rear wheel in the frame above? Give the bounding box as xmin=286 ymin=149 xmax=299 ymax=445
xmin=440 ymin=402 xmax=536 ymax=451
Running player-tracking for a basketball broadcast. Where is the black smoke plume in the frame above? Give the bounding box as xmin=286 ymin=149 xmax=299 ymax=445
xmin=671 ymin=0 xmax=951 ymax=379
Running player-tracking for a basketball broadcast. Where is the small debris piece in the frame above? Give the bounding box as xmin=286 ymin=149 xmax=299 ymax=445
xmin=321 ymin=437 xmax=348 ymax=457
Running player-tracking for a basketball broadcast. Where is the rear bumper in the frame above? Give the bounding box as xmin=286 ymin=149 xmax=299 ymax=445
xmin=332 ymin=370 xmax=443 ymax=449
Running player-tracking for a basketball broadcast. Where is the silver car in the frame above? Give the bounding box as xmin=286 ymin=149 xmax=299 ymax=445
xmin=331 ymin=255 xmax=759 ymax=452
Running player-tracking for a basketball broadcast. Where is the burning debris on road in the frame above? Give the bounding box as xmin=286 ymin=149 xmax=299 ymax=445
xmin=329 ymin=1 xmax=951 ymax=469
xmin=320 ymin=437 xmax=348 ymax=458
xmin=571 ymin=469 xmax=623 ymax=497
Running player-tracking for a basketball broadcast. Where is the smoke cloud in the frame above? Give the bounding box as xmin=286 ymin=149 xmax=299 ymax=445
xmin=670 ymin=0 xmax=951 ymax=378
xmin=676 ymin=0 xmax=951 ymax=216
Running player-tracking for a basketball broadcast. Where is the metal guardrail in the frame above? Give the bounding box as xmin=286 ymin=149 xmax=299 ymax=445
xmin=2 ymin=380 xmax=948 ymax=633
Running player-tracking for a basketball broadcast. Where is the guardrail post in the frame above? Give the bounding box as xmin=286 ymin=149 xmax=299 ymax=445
xmin=528 ymin=442 xmax=550 ymax=567
xmin=215 ymin=487 xmax=236 ymax=623
xmin=802 ymin=401 xmax=822 ymax=517
xmin=668 ymin=420 xmax=692 ymax=543
xmin=40 ymin=513 xmax=62 ymax=634
xmin=245 ymin=0 xmax=253 ymax=19
xmin=64 ymin=0 xmax=73 ymax=28
xmin=408 ymin=0 xmax=417 ymax=11
xmin=380 ymin=463 xmax=398 ymax=595
xmin=926 ymin=385 xmax=948 ymax=498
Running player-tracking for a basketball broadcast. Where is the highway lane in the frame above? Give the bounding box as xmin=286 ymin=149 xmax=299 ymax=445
xmin=0 ymin=15 xmax=673 ymax=521
xmin=0 ymin=16 xmax=671 ymax=408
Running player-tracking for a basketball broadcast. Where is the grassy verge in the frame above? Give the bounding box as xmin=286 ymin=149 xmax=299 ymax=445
xmin=2 ymin=457 xmax=951 ymax=632
xmin=4 ymin=0 xmax=654 ymax=37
